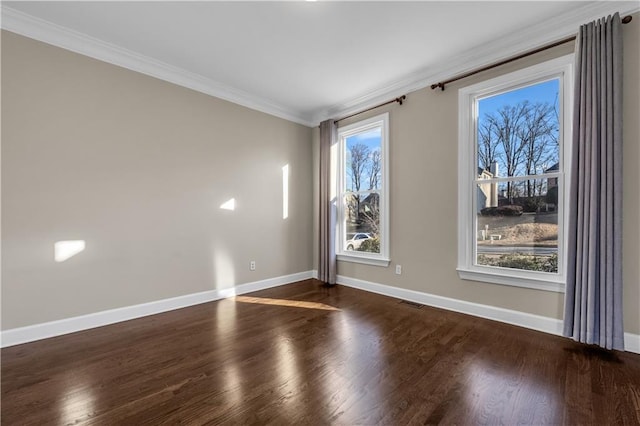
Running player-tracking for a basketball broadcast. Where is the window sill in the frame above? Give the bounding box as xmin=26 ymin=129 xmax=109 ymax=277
xmin=457 ymin=267 xmax=565 ymax=293
xmin=337 ymin=254 xmax=391 ymax=267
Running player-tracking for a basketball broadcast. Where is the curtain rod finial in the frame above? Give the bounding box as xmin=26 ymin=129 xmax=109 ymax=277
xmin=622 ymin=15 xmax=632 ymax=24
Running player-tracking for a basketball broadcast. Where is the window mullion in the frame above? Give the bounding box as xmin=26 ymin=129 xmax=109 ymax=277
xmin=474 ymin=173 xmax=562 ymax=185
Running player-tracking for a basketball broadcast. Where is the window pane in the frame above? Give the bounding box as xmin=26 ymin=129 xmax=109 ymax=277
xmin=476 ymin=179 xmax=558 ymax=273
xmin=477 ymin=79 xmax=560 ymax=178
xmin=343 ymin=192 xmax=380 ymax=254
xmin=345 ymin=127 xmax=382 ymax=192
xmin=492 ymin=178 xmax=557 ymax=207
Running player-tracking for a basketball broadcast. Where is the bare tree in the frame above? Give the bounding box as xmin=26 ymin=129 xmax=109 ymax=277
xmin=518 ymin=102 xmax=558 ymax=197
xmin=347 ymin=143 xmax=370 ymax=227
xmin=368 ymin=150 xmax=381 ymax=190
xmin=484 ymin=103 xmax=528 ymax=202
xmin=478 ymin=120 xmax=499 ymax=172
xmin=346 ymin=143 xmax=383 ymax=237
xmin=347 ymin=143 xmax=370 ymax=193
xmin=480 ymin=100 xmax=558 ymax=204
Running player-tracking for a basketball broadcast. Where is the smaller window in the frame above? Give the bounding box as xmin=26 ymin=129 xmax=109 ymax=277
xmin=336 ymin=113 xmax=390 ymax=266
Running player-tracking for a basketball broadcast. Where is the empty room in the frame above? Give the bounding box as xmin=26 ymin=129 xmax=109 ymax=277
xmin=2 ymin=1 xmax=639 ymax=424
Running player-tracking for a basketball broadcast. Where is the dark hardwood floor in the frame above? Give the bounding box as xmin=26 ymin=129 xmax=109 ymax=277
xmin=2 ymin=279 xmax=640 ymax=425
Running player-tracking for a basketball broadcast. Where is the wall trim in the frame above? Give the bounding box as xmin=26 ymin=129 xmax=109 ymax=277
xmin=313 ymin=2 xmax=640 ymax=124
xmin=0 ymin=270 xmax=314 ymax=348
xmin=0 ymin=6 xmax=315 ymax=127
xmin=2 ymin=270 xmax=637 ymax=353
xmin=3 ymin=4 xmax=637 ymax=127
xmin=625 ymin=333 xmax=640 ymax=354
xmin=337 ymin=274 xmax=640 ymax=354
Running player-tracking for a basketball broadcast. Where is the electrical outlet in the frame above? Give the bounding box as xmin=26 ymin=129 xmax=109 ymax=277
xmin=250 ymin=261 xmax=256 ymax=271
xmin=395 ymin=264 xmax=402 ymax=275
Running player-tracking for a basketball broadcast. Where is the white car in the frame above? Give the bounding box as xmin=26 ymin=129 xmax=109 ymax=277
xmin=345 ymin=233 xmax=371 ymax=251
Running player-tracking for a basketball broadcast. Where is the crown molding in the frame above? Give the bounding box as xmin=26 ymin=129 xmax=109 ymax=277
xmin=0 ymin=6 xmax=316 ymax=127
xmin=314 ymin=1 xmax=640 ymax=125
xmin=2 ymin=3 xmax=637 ymax=128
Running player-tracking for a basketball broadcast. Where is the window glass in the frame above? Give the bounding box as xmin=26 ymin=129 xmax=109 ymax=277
xmin=457 ymin=54 xmax=572 ymax=291
xmin=475 ymin=80 xmax=560 ymax=273
xmin=337 ymin=113 xmax=389 ymax=265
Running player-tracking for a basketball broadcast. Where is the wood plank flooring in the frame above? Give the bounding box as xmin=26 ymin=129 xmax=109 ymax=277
xmin=2 ymin=279 xmax=640 ymax=425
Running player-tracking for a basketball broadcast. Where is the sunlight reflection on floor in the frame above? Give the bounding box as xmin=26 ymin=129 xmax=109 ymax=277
xmin=60 ymin=382 xmax=95 ymax=425
xmin=234 ymin=296 xmax=340 ymax=311
xmin=464 ymin=358 xmax=559 ymax=424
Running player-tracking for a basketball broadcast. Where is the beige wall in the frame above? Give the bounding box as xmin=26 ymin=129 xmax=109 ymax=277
xmin=3 ymin=15 xmax=639 ymax=336
xmin=1 ymin=31 xmax=313 ymax=330
xmin=316 ymin=15 xmax=640 ymax=335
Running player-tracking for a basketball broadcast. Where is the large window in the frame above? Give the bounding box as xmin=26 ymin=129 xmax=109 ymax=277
xmin=336 ymin=113 xmax=390 ymax=266
xmin=457 ymin=55 xmax=573 ymax=292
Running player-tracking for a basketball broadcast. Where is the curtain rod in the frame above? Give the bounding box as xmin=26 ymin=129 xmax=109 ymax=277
xmin=334 ymin=95 xmax=406 ymax=124
xmin=430 ymin=14 xmax=633 ymax=91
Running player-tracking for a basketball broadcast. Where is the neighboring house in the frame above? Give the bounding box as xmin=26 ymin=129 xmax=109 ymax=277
xmin=359 ymin=192 xmax=379 ymax=214
xmin=348 ymin=192 xmax=380 ymax=234
xmin=477 ymin=162 xmax=499 ymax=212
xmin=344 ymin=192 xmax=380 ymax=234
xmin=544 ymin=162 xmax=559 ymax=189
xmin=345 ymin=192 xmax=379 ymax=219
xmin=543 ymin=162 xmax=560 ymax=208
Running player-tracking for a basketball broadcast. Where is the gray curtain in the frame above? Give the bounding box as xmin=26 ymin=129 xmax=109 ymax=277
xmin=564 ymin=13 xmax=624 ymax=350
xmin=318 ymin=119 xmax=337 ymax=285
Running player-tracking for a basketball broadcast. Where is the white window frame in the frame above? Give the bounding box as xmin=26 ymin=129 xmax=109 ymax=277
xmin=336 ymin=113 xmax=390 ymax=267
xmin=457 ymin=54 xmax=574 ymax=292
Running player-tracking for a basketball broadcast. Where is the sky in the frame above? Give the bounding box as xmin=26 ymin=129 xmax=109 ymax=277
xmin=345 ymin=127 xmax=382 ymax=191
xmin=346 ymin=128 xmax=381 ymax=151
xmin=479 ymin=78 xmax=559 ymax=118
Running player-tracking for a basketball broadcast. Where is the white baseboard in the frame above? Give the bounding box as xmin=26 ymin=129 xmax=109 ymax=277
xmin=337 ymin=274 xmax=640 ymax=354
xmin=337 ymin=275 xmax=564 ymax=335
xmin=1 ymin=270 xmax=314 ymax=348
xmin=4 ymin=271 xmax=638 ymax=354
xmin=625 ymin=333 xmax=640 ymax=354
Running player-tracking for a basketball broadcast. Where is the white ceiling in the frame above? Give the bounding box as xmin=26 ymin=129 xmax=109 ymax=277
xmin=2 ymin=1 xmax=638 ymax=126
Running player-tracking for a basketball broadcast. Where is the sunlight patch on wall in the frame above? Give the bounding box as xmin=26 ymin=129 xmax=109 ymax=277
xmin=213 ymin=250 xmax=236 ymax=290
xmin=54 ymin=240 xmax=86 ymax=262
xmin=220 ymin=198 xmax=236 ymax=211
xmin=282 ymin=164 xmax=289 ymax=219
